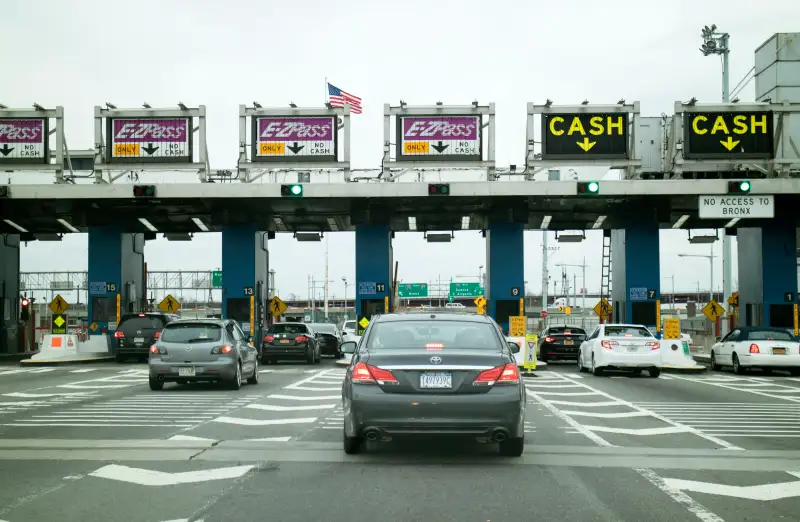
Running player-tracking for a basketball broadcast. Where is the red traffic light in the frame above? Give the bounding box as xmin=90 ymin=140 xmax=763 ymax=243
xmin=21 ymin=298 xmax=29 ymax=307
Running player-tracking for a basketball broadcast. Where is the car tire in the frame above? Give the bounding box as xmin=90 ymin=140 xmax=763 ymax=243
xmin=247 ymin=361 xmax=259 ymax=385
xmin=791 ymin=368 xmax=800 ymax=377
xmin=115 ymin=354 xmax=126 ymax=363
xmin=306 ymin=349 xmax=314 ymax=364
xmin=148 ymin=378 xmax=164 ymax=391
xmin=577 ymin=353 xmax=588 ymax=372
xmin=648 ymin=368 xmax=660 ymax=378
xmin=343 ymin=431 xmax=363 ymax=455
xmin=499 ymin=437 xmax=524 ymax=457
xmin=732 ymin=353 xmax=745 ymax=374
xmin=710 ymin=351 xmax=722 ymax=371
xmin=228 ymin=362 xmax=242 ymax=390
xmin=591 ymin=355 xmax=603 ymax=376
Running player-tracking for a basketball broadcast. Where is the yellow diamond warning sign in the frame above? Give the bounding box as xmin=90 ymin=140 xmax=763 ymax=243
xmin=359 ymin=317 xmax=370 ymax=329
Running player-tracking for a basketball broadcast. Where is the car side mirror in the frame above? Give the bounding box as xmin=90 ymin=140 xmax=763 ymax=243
xmin=507 ymin=342 xmax=520 ymax=354
xmin=341 ymin=341 xmax=357 ymax=354
xmin=715 ymin=336 xmax=721 ymax=342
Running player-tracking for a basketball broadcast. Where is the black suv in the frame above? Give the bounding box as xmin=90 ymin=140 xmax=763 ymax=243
xmin=114 ymin=312 xmax=179 ymax=362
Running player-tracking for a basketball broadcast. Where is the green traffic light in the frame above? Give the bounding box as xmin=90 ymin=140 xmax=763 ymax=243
xmin=739 ymin=181 xmax=751 ymax=192
xmin=587 ymin=181 xmax=599 ymax=193
xmin=290 ymin=185 xmax=302 ymax=195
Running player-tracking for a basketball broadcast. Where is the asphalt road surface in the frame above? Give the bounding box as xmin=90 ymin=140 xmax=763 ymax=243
xmin=1 ymin=359 xmax=800 ymax=521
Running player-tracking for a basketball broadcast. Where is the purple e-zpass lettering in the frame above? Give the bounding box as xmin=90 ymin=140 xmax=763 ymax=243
xmin=0 ymin=119 xmax=44 ymax=143
xmin=402 ymin=116 xmax=479 ymax=141
xmin=113 ymin=119 xmax=188 ymax=143
xmin=257 ymin=117 xmax=335 ymax=142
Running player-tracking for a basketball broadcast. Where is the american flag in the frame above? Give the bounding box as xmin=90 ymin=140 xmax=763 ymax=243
xmin=327 ymin=82 xmax=362 ymax=114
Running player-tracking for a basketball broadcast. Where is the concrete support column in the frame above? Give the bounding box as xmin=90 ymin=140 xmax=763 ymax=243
xmin=485 ymin=221 xmax=524 ymax=334
xmin=610 ymin=222 xmax=661 ymax=333
xmin=221 ymin=225 xmax=268 ymax=343
xmin=87 ymin=227 xmax=144 ymax=337
xmin=0 ymin=234 xmax=20 ymax=353
xmin=354 ymin=224 xmax=392 ymax=331
xmin=737 ymin=222 xmax=798 ymax=328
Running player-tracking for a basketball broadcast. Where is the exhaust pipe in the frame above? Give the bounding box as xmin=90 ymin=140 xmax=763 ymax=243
xmin=491 ymin=429 xmax=508 ymax=443
xmin=158 ymin=375 xmax=164 ymax=381
xmin=364 ymin=429 xmax=379 ymax=441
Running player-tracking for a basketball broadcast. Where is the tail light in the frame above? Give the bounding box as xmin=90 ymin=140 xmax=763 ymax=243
xmin=150 ymin=345 xmax=166 ymax=355
xmin=153 ymin=331 xmax=161 ymax=339
xmin=114 ymin=331 xmax=125 ymax=339
xmin=750 ymin=344 xmax=760 ymax=353
xmin=601 ymin=340 xmax=618 ymax=350
xmin=149 ymin=345 xmax=159 ymax=354
xmin=295 ymin=335 xmax=309 ymax=343
xmin=544 ymin=336 xmax=554 ymax=343
xmin=646 ymin=341 xmax=660 ymax=350
xmin=426 ymin=342 xmax=444 ymax=350
xmin=473 ymin=364 xmax=520 ymax=386
xmin=212 ymin=345 xmax=234 ymax=355
xmin=351 ymin=362 xmax=398 ymax=385
xmin=263 ymin=335 xmax=275 ymax=343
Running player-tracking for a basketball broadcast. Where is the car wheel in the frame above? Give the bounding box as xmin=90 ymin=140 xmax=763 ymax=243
xmin=577 ymin=352 xmax=587 ymax=372
xmin=710 ymin=351 xmax=722 ymax=371
xmin=343 ymin=430 xmax=363 ymax=454
xmin=228 ymin=362 xmax=242 ymax=390
xmin=732 ymin=353 xmax=745 ymax=374
xmin=148 ymin=378 xmax=164 ymax=391
xmin=499 ymin=437 xmax=524 ymax=457
xmin=648 ymin=368 xmax=660 ymax=378
xmin=247 ymin=360 xmax=259 ymax=385
xmin=306 ymin=349 xmax=315 ymax=364
xmin=115 ymin=354 xmax=126 ymax=363
xmin=791 ymin=368 xmax=800 ymax=377
xmin=591 ymin=355 xmax=603 ymax=376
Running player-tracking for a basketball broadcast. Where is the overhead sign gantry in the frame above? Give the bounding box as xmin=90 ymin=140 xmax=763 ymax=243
xmin=526 ymin=101 xmax=641 ymax=173
xmin=0 ymin=104 xmax=66 ymax=182
xmin=94 ymin=103 xmax=209 ymax=183
xmin=382 ymin=102 xmax=495 ymax=176
xmin=238 ymin=104 xmax=351 ymax=182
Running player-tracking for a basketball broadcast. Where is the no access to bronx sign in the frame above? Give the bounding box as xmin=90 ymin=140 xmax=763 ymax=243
xmin=698 ymin=195 xmax=775 ymax=219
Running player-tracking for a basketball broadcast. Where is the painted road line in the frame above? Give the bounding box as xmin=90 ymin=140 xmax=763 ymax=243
xmin=245 ymin=403 xmax=337 ymax=411
xmin=169 ymin=435 xmax=218 ymax=442
xmin=211 ymin=416 xmax=318 ymax=426
xmin=559 ymin=410 xmax=653 ymax=418
xmin=669 ymin=373 xmax=800 ymax=403
xmin=88 ymin=463 xmax=256 ymax=486
xmin=69 ymin=368 xmax=99 ymax=373
xmin=268 ymin=394 xmax=340 ymax=401
xmin=4 ymin=391 xmax=96 ymax=398
xmin=246 ymin=437 xmax=293 ymax=442
xmin=661 ymin=470 xmax=800 ymax=501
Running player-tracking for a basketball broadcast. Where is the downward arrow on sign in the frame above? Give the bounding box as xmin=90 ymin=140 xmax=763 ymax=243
xmin=88 ymin=464 xmax=255 ymax=486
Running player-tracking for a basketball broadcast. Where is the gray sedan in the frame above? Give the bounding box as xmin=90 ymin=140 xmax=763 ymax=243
xmin=148 ymin=318 xmax=259 ymax=391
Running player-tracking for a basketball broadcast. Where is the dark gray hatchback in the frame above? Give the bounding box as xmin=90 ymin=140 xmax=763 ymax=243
xmin=340 ymin=312 xmax=526 ymax=456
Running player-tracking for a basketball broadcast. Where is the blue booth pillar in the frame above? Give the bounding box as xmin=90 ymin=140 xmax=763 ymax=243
xmin=485 ymin=221 xmax=524 ymax=334
xmin=87 ymin=227 xmax=145 ymax=339
xmin=737 ymin=222 xmax=798 ymax=328
xmin=0 ymin=234 xmax=21 ymax=353
xmin=610 ymin=223 xmax=661 ymax=334
xmin=354 ymin=224 xmax=392 ymax=332
xmin=221 ymin=225 xmax=268 ymax=344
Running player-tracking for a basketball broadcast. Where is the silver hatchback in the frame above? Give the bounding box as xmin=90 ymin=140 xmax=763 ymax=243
xmin=148 ymin=318 xmax=259 ymax=391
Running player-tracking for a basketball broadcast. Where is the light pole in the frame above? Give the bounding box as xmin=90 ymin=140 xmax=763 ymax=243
xmin=700 ymin=24 xmax=732 ymax=330
xmin=342 ymin=277 xmax=348 ymax=314
xmin=678 ymin=245 xmax=715 ymax=303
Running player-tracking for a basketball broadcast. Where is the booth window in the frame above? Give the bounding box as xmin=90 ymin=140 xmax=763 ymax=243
xmin=91 ymin=296 xmax=117 ymax=324
xmin=631 ymin=302 xmax=657 ymax=327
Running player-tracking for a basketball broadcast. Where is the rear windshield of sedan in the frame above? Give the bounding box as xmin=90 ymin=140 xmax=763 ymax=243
xmin=310 ymin=324 xmax=337 ymax=334
xmin=119 ymin=315 xmax=168 ymax=330
xmin=343 ymin=321 xmax=357 ymax=330
xmin=268 ymin=324 xmax=309 ymax=335
xmin=365 ymin=321 xmax=504 ymax=350
xmin=161 ymin=323 xmax=222 ymax=343
xmin=604 ymin=326 xmax=653 ymax=338
xmin=747 ymin=329 xmax=795 ymax=341
xmin=549 ymin=326 xmax=586 ymax=335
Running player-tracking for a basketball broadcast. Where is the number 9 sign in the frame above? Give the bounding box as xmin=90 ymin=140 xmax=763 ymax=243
xmin=511 ymin=287 xmax=521 ymax=297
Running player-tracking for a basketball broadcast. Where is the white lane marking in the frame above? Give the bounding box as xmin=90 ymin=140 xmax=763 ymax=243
xmin=556 ymin=373 xmax=743 ymax=450
xmin=283 ymin=369 xmax=332 ymax=390
xmin=670 ymin=374 xmax=800 ymax=403
xmin=559 ymin=410 xmax=652 ymax=419
xmin=245 ymin=403 xmax=337 ymax=411
xmin=211 ymin=416 xmax=317 ymax=426
xmin=89 ymin=464 xmax=255 ymax=486
xmin=69 ymin=369 xmax=99 ymax=373
xmin=268 ymin=394 xmax=340 ymax=401
xmin=661 ymin=471 xmax=800 ymax=501
xmin=547 ymin=400 xmax=622 ymax=407
xmin=635 ymin=468 xmax=726 ymax=522
xmin=582 ymin=425 xmax=692 ymax=436
xmin=246 ymin=437 xmax=292 ymax=442
xmin=531 ymin=391 xmax=598 ymax=396
xmin=525 ymin=390 xmax=614 ymax=447
xmin=168 ymin=435 xmax=217 ymax=442
xmin=4 ymin=392 xmax=95 ymax=398
xmin=524 ymin=383 xmax=584 ymax=388
xmin=1 ymin=423 xmax=196 ymax=427
xmin=288 ymin=386 xmax=342 ymax=392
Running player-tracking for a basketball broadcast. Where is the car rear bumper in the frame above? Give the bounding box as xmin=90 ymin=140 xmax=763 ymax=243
xmin=149 ymin=358 xmax=238 ymax=381
xmin=344 ymin=385 xmax=525 ymax=439
xmin=739 ymin=353 xmax=800 ymax=368
xmin=541 ymin=343 xmax=580 ymax=359
xmin=117 ymin=345 xmax=151 ymax=356
xmin=320 ymin=343 xmax=340 ymax=356
xmin=597 ymin=350 xmax=662 ymax=369
xmin=261 ymin=345 xmax=310 ymax=359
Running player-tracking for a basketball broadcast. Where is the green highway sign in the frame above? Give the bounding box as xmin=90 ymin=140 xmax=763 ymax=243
xmin=449 ymin=282 xmax=484 ymax=298
xmin=398 ymin=283 xmax=428 ymax=298
xmin=211 ymin=270 xmax=223 ymax=288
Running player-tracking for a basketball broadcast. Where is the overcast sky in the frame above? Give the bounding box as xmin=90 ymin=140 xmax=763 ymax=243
xmin=3 ymin=0 xmax=797 ymax=302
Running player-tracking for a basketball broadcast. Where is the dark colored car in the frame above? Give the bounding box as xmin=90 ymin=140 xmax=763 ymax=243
xmin=340 ymin=312 xmax=525 ymax=456
xmin=309 ymin=323 xmax=343 ymax=358
xmin=148 ymin=319 xmax=259 ymax=390
xmin=538 ymin=325 xmax=587 ymax=362
xmin=261 ymin=323 xmax=321 ymax=365
xmin=114 ymin=312 xmax=179 ymax=362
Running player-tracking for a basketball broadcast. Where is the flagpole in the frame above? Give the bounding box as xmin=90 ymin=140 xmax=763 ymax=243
xmin=324 ymin=77 xmax=328 ymax=104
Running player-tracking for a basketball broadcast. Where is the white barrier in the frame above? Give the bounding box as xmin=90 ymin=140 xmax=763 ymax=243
xmin=30 ymin=334 xmax=81 ymax=361
xmin=660 ymin=338 xmax=705 ymax=370
xmin=79 ymin=335 xmax=112 ymax=354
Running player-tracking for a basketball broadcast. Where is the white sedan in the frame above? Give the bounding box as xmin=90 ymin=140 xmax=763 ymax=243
xmin=710 ymin=326 xmax=800 ymax=375
xmin=577 ymin=323 xmax=662 ymax=377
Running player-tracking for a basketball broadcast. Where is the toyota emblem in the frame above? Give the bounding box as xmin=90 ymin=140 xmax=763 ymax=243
xmin=430 ymin=356 xmax=442 ymax=364
xmin=185 ymin=346 xmax=192 ymax=351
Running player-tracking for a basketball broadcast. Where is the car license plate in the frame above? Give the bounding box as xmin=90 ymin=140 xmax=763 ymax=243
xmin=564 ymin=340 xmax=573 ymax=345
xmin=627 ymin=346 xmax=638 ymax=352
xmin=773 ymin=347 xmax=786 ymax=355
xmin=178 ymin=367 xmax=195 ymax=377
xmin=279 ymin=339 xmax=290 ymax=344
xmin=134 ymin=337 xmax=145 ymax=344
xmin=420 ymin=372 xmax=452 ymax=389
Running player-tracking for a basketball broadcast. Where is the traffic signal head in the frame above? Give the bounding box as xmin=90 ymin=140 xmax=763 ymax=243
xmin=21 ymin=298 xmax=29 ymax=307
xmin=727 ymin=180 xmax=751 ymax=194
xmin=428 ymin=183 xmax=450 ymax=195
xmin=0 ymin=185 xmax=8 ymax=198
xmin=577 ymin=181 xmax=600 ymax=195
xmin=133 ymin=185 xmax=156 ymax=198
xmin=20 ymin=297 xmax=29 ymax=321
xmin=281 ymin=184 xmax=303 ymax=197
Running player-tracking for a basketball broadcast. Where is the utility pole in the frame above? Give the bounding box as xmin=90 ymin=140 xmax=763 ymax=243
xmin=542 ymin=232 xmax=549 ymax=311
xmin=324 ymin=235 xmax=329 ymax=320
xmin=556 ymin=260 xmax=589 ymax=310
xmin=700 ymin=24 xmax=731 ymax=333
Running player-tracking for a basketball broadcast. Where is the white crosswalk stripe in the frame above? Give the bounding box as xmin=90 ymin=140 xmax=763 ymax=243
xmin=635 ymin=402 xmax=800 ymax=437
xmin=2 ymin=393 xmax=259 ymax=428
